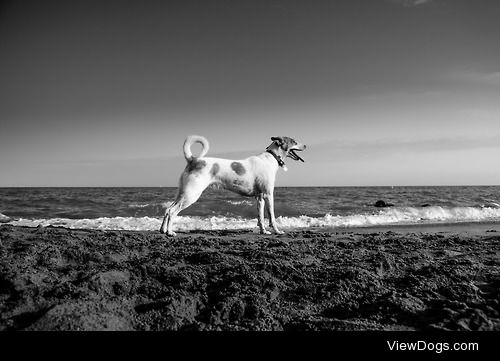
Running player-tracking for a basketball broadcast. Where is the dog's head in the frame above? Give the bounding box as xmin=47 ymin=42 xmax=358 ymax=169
xmin=269 ymin=136 xmax=306 ymax=162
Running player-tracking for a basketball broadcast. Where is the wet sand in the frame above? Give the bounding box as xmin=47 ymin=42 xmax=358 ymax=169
xmin=0 ymin=224 xmax=499 ymax=331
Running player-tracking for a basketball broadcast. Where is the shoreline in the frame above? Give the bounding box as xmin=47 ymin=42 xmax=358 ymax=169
xmin=4 ymin=219 xmax=500 ymax=236
xmin=1 ymin=224 xmax=499 ymax=331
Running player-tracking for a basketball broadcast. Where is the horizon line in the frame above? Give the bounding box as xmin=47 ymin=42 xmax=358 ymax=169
xmin=1 ymin=184 xmax=499 ymax=188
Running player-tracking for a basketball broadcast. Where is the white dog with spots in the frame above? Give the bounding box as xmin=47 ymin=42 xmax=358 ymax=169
xmin=160 ymin=135 xmax=306 ymax=236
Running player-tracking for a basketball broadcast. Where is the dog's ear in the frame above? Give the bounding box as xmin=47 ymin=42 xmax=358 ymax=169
xmin=271 ymin=136 xmax=283 ymax=146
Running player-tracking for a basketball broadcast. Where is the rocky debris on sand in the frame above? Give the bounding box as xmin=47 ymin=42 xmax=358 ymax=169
xmin=374 ymin=200 xmax=394 ymax=208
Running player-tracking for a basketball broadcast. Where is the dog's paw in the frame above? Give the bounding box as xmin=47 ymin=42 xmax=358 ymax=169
xmin=167 ymin=231 xmax=177 ymax=237
xmin=274 ymin=230 xmax=285 ymax=235
xmin=260 ymin=230 xmax=272 ymax=235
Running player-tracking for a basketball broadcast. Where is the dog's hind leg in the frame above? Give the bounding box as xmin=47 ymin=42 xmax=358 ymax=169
xmin=159 ymin=202 xmax=174 ymax=234
xmin=160 ymin=188 xmax=181 ymax=234
xmin=162 ymin=200 xmax=183 ymax=236
xmin=163 ymin=179 xmax=209 ymax=236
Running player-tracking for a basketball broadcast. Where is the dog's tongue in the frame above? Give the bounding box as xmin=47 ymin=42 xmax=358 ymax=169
xmin=290 ymin=150 xmax=304 ymax=162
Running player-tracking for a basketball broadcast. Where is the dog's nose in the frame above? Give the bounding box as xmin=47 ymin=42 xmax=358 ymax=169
xmin=303 ymin=145 xmax=307 ymax=149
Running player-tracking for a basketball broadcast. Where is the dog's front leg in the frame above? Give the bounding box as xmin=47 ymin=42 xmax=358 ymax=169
xmin=257 ymin=195 xmax=271 ymax=235
xmin=265 ymin=193 xmax=284 ymax=235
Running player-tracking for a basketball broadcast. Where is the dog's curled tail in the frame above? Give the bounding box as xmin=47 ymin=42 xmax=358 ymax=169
xmin=183 ymin=135 xmax=210 ymax=162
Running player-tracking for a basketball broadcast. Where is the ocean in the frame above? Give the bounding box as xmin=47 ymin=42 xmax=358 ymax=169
xmin=1 ymin=186 xmax=500 ymax=232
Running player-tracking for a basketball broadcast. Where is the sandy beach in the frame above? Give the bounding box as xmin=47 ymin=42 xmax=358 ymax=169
xmin=0 ymin=224 xmax=499 ymax=331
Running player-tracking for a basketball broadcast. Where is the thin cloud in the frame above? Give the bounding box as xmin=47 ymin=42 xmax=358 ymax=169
xmin=389 ymin=0 xmax=434 ymax=7
xmin=446 ymin=68 xmax=500 ymax=89
xmin=311 ymin=134 xmax=500 ymax=161
xmin=413 ymin=0 xmax=433 ymax=5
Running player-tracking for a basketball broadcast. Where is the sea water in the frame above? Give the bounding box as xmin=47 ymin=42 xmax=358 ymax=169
xmin=1 ymin=186 xmax=499 ymax=231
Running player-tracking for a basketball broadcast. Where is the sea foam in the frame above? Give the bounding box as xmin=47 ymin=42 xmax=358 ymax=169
xmin=0 ymin=212 xmax=11 ymax=223
xmin=6 ymin=206 xmax=500 ymax=231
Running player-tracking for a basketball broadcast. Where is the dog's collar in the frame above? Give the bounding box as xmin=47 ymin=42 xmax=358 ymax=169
xmin=266 ymin=149 xmax=285 ymax=167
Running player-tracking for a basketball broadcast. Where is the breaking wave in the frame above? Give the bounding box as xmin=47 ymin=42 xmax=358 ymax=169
xmin=0 ymin=212 xmax=11 ymax=223
xmin=6 ymin=206 xmax=500 ymax=231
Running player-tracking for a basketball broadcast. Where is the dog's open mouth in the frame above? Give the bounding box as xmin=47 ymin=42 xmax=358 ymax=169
xmin=287 ymin=149 xmax=305 ymax=162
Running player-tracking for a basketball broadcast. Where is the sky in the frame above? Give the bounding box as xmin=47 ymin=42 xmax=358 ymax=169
xmin=1 ymin=0 xmax=499 ymax=187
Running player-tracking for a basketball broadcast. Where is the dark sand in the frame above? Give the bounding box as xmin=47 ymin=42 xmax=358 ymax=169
xmin=0 ymin=224 xmax=499 ymax=331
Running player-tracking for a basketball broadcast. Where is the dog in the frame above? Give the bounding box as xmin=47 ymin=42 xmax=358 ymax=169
xmin=159 ymin=135 xmax=306 ymax=236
